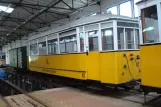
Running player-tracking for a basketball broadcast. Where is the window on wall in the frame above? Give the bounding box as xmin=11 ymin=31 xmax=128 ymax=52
xmin=30 ymin=44 xmax=38 ymax=56
xmin=120 ymin=1 xmax=132 ymax=17
xmin=118 ymin=28 xmax=124 ymax=49
xmin=48 ymin=39 xmax=58 ymax=54
xmin=60 ymin=35 xmax=77 ymax=53
xmin=107 ymin=6 xmax=117 ymax=15
xmin=88 ymin=30 xmax=98 ymax=51
xmin=79 ymin=32 xmax=84 ymax=52
xmin=142 ymin=5 xmax=159 ymax=43
xmin=125 ymin=28 xmax=135 ymax=49
xmin=117 ymin=27 xmax=139 ymax=50
xmin=102 ymin=28 xmax=114 ymax=50
xmin=135 ymin=29 xmax=140 ymax=49
xmin=38 ymin=42 xmax=46 ymax=55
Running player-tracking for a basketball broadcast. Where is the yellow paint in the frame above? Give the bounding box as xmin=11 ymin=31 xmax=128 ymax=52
xmin=100 ymin=52 xmax=118 ymax=84
xmin=100 ymin=51 xmax=140 ymax=84
xmin=28 ymin=50 xmax=140 ymax=85
xmin=140 ymin=44 xmax=161 ymax=88
xmin=87 ymin=52 xmax=101 ymax=81
xmin=29 ymin=53 xmax=87 ymax=80
xmin=29 ymin=53 xmax=87 ymax=71
xmin=29 ymin=66 xmax=86 ymax=80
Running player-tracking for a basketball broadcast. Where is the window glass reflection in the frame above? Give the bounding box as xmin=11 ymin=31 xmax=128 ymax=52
xmin=60 ymin=35 xmax=77 ymax=53
xmin=102 ymin=28 xmax=114 ymax=50
xmin=88 ymin=30 xmax=98 ymax=51
xmin=142 ymin=5 xmax=159 ymax=43
xmin=48 ymin=39 xmax=58 ymax=54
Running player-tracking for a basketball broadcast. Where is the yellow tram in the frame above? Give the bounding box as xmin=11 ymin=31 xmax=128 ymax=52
xmin=28 ymin=14 xmax=140 ymax=86
xmin=137 ymin=0 xmax=161 ymax=93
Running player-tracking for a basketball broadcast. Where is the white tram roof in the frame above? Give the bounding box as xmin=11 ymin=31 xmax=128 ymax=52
xmin=28 ymin=14 xmax=138 ymax=41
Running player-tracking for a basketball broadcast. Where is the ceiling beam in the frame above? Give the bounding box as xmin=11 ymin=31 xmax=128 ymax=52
xmin=6 ymin=0 xmax=63 ymax=37
xmin=62 ymin=0 xmax=75 ymax=10
xmin=1 ymin=16 xmax=45 ymax=24
xmin=20 ymin=6 xmax=47 ymax=24
xmin=0 ymin=0 xmax=24 ymax=26
xmin=0 ymin=1 xmax=74 ymax=11
xmin=22 ymin=5 xmax=69 ymax=16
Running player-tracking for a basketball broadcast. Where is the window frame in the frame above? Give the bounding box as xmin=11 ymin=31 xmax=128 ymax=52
xmin=141 ymin=5 xmax=160 ymax=44
xmin=59 ymin=34 xmax=77 ymax=53
xmin=101 ymin=28 xmax=114 ymax=51
xmin=117 ymin=26 xmax=140 ymax=50
xmin=47 ymin=33 xmax=58 ymax=54
xmin=47 ymin=38 xmax=58 ymax=54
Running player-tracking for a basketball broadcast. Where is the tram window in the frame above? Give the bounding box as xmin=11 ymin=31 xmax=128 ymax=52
xmin=118 ymin=28 xmax=124 ymax=49
xmin=38 ymin=42 xmax=46 ymax=55
xmin=60 ymin=35 xmax=77 ymax=53
xmin=88 ymin=30 xmax=98 ymax=51
xmin=48 ymin=39 xmax=58 ymax=54
xmin=60 ymin=42 xmax=65 ymax=53
xmin=102 ymin=28 xmax=114 ymax=50
xmin=135 ymin=29 xmax=140 ymax=49
xmin=30 ymin=44 xmax=38 ymax=56
xmin=142 ymin=5 xmax=159 ymax=43
xmin=125 ymin=28 xmax=134 ymax=49
xmin=80 ymin=32 xmax=84 ymax=52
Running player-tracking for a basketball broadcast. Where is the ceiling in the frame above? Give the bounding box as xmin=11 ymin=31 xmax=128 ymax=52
xmin=0 ymin=0 xmax=99 ymax=46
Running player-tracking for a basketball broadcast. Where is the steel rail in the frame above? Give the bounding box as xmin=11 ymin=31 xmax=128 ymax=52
xmin=0 ymin=78 xmax=51 ymax=107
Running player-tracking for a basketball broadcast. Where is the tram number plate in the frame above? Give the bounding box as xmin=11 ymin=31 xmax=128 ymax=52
xmin=42 ymin=68 xmax=56 ymax=73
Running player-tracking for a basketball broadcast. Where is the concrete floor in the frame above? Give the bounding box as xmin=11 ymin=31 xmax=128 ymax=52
xmin=3 ymin=87 xmax=161 ymax=107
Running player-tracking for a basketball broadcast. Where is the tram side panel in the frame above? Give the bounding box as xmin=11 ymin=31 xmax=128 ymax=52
xmin=100 ymin=52 xmax=118 ymax=84
xmin=29 ymin=50 xmax=140 ymax=85
xmin=28 ymin=53 xmax=87 ymax=80
xmin=86 ymin=52 xmax=101 ymax=81
xmin=29 ymin=52 xmax=101 ymax=81
xmin=100 ymin=51 xmax=140 ymax=85
xmin=140 ymin=44 xmax=161 ymax=91
xmin=116 ymin=51 xmax=140 ymax=84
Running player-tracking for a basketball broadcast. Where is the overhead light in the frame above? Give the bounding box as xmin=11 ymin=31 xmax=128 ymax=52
xmin=0 ymin=5 xmax=14 ymax=13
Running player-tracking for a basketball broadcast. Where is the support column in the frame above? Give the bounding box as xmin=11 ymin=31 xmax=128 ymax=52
xmin=46 ymin=36 xmax=48 ymax=55
xmin=113 ymin=20 xmax=118 ymax=50
xmin=76 ymin=27 xmax=80 ymax=52
xmin=157 ymin=3 xmax=161 ymax=42
xmin=57 ymin=33 xmax=60 ymax=54
xmin=98 ymin=23 xmax=102 ymax=51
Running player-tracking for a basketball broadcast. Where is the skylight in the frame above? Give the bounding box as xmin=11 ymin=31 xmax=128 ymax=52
xmin=0 ymin=6 xmax=14 ymax=13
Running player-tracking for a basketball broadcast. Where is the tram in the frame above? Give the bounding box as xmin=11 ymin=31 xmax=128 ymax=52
xmin=137 ymin=0 xmax=161 ymax=94
xmin=27 ymin=14 xmax=140 ymax=87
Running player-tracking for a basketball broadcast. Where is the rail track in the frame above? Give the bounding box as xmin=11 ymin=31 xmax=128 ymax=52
xmin=0 ymin=78 xmax=52 ymax=107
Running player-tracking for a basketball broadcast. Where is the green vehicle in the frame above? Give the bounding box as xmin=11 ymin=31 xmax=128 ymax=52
xmin=9 ymin=46 xmax=27 ymax=71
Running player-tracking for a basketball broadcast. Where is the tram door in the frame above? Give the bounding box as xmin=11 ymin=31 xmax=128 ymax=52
xmin=85 ymin=30 xmax=101 ymax=81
